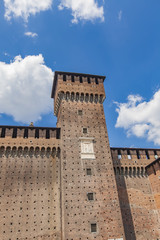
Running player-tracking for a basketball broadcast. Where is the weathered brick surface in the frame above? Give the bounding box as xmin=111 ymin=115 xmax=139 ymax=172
xmin=112 ymin=148 xmax=160 ymax=240
xmin=55 ymin=73 xmax=125 ymax=240
xmin=146 ymin=159 xmax=160 ymax=221
xmin=1 ymin=71 xmax=160 ymax=240
xmin=0 ymin=128 xmax=61 ymax=240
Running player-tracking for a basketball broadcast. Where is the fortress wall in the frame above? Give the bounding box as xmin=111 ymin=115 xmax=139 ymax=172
xmin=0 ymin=134 xmax=61 ymax=240
xmin=56 ymin=99 xmax=125 ymax=240
xmin=111 ymin=148 xmax=160 ymax=240
xmin=146 ymin=159 xmax=160 ymax=221
xmin=0 ymin=126 xmax=60 ymax=140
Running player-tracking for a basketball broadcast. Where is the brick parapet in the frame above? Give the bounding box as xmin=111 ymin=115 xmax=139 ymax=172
xmin=0 ymin=125 xmax=60 ymax=140
xmin=52 ymin=72 xmax=106 ymax=116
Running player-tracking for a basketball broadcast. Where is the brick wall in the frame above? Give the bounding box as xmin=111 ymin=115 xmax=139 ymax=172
xmin=0 ymin=129 xmax=61 ymax=240
xmin=54 ymin=72 xmax=125 ymax=240
xmin=146 ymin=159 xmax=160 ymax=222
xmin=111 ymin=148 xmax=160 ymax=239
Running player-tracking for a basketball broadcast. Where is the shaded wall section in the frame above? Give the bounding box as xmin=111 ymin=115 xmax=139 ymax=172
xmin=146 ymin=158 xmax=160 ymax=221
xmin=111 ymin=148 xmax=160 ymax=240
xmin=0 ymin=127 xmax=61 ymax=240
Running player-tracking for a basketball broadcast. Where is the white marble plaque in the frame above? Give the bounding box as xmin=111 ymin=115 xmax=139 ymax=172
xmin=80 ymin=137 xmax=95 ymax=159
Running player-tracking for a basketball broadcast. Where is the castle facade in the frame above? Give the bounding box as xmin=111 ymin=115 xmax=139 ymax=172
xmin=0 ymin=71 xmax=160 ymax=240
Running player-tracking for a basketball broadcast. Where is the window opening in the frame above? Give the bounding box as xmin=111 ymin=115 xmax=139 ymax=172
xmin=145 ymin=150 xmax=150 ymax=159
xmin=83 ymin=128 xmax=87 ymax=134
xmin=154 ymin=150 xmax=158 ymax=159
xmin=87 ymin=168 xmax=92 ymax=175
xmin=63 ymin=75 xmax=66 ymax=81
xmin=80 ymin=76 xmax=83 ymax=83
xmin=127 ymin=149 xmax=131 ymax=159
xmin=91 ymin=223 xmax=97 ymax=233
xmin=78 ymin=110 xmax=83 ymax=116
xmin=118 ymin=149 xmax=122 ymax=159
xmin=87 ymin=193 xmax=94 ymax=200
xmin=136 ymin=150 xmax=141 ymax=159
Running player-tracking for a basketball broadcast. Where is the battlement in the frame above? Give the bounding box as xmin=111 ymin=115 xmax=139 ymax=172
xmin=51 ymin=71 xmax=106 ymax=116
xmin=111 ymin=147 xmax=160 ymax=177
xmin=0 ymin=125 xmax=61 ymax=139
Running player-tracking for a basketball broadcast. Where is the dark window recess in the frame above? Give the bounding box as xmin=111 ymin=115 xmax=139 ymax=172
xmin=24 ymin=128 xmax=28 ymax=138
xmin=12 ymin=128 xmax=17 ymax=138
xmin=87 ymin=77 xmax=91 ymax=84
xmin=95 ymin=78 xmax=99 ymax=84
xmin=35 ymin=129 xmax=39 ymax=138
xmin=46 ymin=129 xmax=50 ymax=139
xmin=118 ymin=149 xmax=122 ymax=159
xmin=1 ymin=128 xmax=5 ymax=138
xmin=78 ymin=110 xmax=83 ymax=116
xmin=87 ymin=193 xmax=94 ymax=201
xmin=80 ymin=76 xmax=83 ymax=83
xmin=87 ymin=168 xmax=92 ymax=175
xmin=63 ymin=75 xmax=66 ymax=82
xmin=136 ymin=150 xmax=141 ymax=159
xmin=91 ymin=223 xmax=97 ymax=233
xmin=56 ymin=129 xmax=61 ymax=139
xmin=83 ymin=128 xmax=87 ymax=134
xmin=145 ymin=150 xmax=150 ymax=159
xmin=71 ymin=75 xmax=74 ymax=82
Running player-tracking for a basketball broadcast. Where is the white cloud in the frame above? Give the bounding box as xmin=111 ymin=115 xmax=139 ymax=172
xmin=118 ymin=10 xmax=122 ymax=21
xmin=0 ymin=54 xmax=54 ymax=123
xmin=3 ymin=0 xmax=52 ymax=21
xmin=24 ymin=32 xmax=38 ymax=38
xmin=58 ymin=0 xmax=104 ymax=23
xmin=115 ymin=90 xmax=160 ymax=145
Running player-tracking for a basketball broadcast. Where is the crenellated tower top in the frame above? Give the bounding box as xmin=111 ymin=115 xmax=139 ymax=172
xmin=51 ymin=71 xmax=106 ymax=116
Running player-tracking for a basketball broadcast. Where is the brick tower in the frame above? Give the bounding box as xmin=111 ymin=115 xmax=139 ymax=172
xmin=52 ymin=71 xmax=125 ymax=240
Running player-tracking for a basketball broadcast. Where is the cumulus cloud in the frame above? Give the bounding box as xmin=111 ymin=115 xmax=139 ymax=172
xmin=0 ymin=54 xmax=54 ymax=123
xmin=3 ymin=0 xmax=52 ymax=21
xmin=58 ymin=0 xmax=104 ymax=23
xmin=115 ymin=90 xmax=160 ymax=145
xmin=24 ymin=32 xmax=38 ymax=38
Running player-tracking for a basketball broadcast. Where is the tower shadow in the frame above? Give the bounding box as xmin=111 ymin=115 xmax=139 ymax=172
xmin=113 ymin=163 xmax=136 ymax=240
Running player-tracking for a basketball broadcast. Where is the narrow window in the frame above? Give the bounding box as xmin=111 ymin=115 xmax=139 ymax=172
xmin=12 ymin=128 xmax=17 ymax=138
xmin=46 ymin=129 xmax=50 ymax=139
xmin=87 ymin=77 xmax=91 ymax=84
xmin=63 ymin=75 xmax=66 ymax=81
xmin=145 ymin=150 xmax=150 ymax=159
xmin=91 ymin=223 xmax=97 ymax=233
xmin=35 ymin=129 xmax=39 ymax=138
xmin=118 ymin=149 xmax=122 ymax=159
xmin=87 ymin=168 xmax=92 ymax=175
xmin=24 ymin=128 xmax=28 ymax=138
xmin=71 ymin=75 xmax=74 ymax=82
xmin=136 ymin=150 xmax=141 ymax=159
xmin=87 ymin=193 xmax=94 ymax=201
xmin=95 ymin=78 xmax=99 ymax=84
xmin=78 ymin=110 xmax=83 ymax=116
xmin=80 ymin=76 xmax=83 ymax=83
xmin=83 ymin=128 xmax=87 ymax=134
xmin=127 ymin=149 xmax=131 ymax=159
xmin=154 ymin=150 xmax=158 ymax=159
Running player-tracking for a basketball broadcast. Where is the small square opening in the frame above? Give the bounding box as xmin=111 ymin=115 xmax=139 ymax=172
xmin=91 ymin=223 xmax=97 ymax=232
xmin=83 ymin=128 xmax=87 ymax=134
xmin=87 ymin=168 xmax=92 ymax=175
xmin=87 ymin=193 xmax=94 ymax=201
xmin=78 ymin=110 xmax=83 ymax=116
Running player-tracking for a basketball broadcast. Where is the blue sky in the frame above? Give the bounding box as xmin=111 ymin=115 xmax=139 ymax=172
xmin=0 ymin=0 xmax=160 ymax=148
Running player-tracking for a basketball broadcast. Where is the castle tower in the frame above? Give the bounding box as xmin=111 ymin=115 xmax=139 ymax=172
xmin=52 ymin=71 xmax=125 ymax=240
